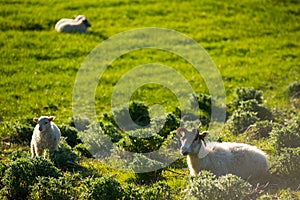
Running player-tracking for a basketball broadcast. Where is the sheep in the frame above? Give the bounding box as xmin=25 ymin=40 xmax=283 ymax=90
xmin=30 ymin=116 xmax=61 ymax=158
xmin=176 ymin=127 xmax=270 ymax=180
xmin=55 ymin=15 xmax=91 ymax=33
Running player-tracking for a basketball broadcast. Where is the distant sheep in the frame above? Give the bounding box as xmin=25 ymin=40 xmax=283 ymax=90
xmin=177 ymin=127 xmax=270 ymax=180
xmin=55 ymin=15 xmax=91 ymax=33
xmin=30 ymin=116 xmax=61 ymax=158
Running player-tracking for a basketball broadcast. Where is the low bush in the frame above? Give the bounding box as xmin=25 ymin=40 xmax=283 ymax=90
xmin=117 ymin=128 xmax=164 ymax=153
xmin=226 ymin=110 xmax=259 ymax=135
xmin=244 ymin=120 xmax=273 ymax=139
xmin=0 ymin=157 xmax=60 ymax=199
xmin=59 ymin=124 xmax=82 ymax=147
xmin=80 ymin=176 xmax=125 ymax=200
xmin=272 ymin=147 xmax=300 ymax=181
xmin=112 ymin=101 xmax=151 ymax=131
xmin=287 ymin=81 xmax=300 ymax=98
xmin=49 ymin=138 xmax=79 ymax=171
xmin=30 ymin=176 xmax=73 ymax=200
xmin=79 ymin=122 xmax=113 ymax=159
xmin=69 ymin=116 xmax=90 ymax=131
xmin=100 ymin=123 xmax=123 ymax=143
xmin=184 ymin=171 xmax=255 ymax=200
xmin=233 ymin=87 xmax=263 ymax=105
xmin=129 ymin=154 xmax=164 ymax=184
xmin=269 ymin=117 xmax=300 ymax=151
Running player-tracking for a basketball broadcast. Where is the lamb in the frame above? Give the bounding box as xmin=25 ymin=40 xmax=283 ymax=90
xmin=55 ymin=15 xmax=91 ymax=33
xmin=30 ymin=116 xmax=61 ymax=158
xmin=177 ymin=127 xmax=270 ymax=180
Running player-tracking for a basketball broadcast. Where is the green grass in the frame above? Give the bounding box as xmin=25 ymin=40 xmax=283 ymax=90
xmin=0 ymin=0 xmax=299 ymax=123
xmin=0 ymin=0 xmax=299 ymax=198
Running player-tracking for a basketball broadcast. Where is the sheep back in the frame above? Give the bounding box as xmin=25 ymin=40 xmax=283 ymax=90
xmin=188 ymin=142 xmax=269 ymax=179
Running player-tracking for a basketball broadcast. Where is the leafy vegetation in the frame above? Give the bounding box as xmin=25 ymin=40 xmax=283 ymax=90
xmin=0 ymin=0 xmax=299 ymax=199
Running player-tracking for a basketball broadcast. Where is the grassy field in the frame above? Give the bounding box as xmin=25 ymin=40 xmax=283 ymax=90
xmin=0 ymin=0 xmax=300 ymax=199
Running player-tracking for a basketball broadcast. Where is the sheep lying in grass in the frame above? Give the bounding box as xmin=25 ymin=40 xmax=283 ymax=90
xmin=55 ymin=15 xmax=91 ymax=33
xmin=31 ymin=116 xmax=61 ymax=158
xmin=177 ymin=127 xmax=270 ymax=180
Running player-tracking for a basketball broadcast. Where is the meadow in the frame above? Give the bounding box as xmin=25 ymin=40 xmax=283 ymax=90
xmin=0 ymin=0 xmax=299 ymax=199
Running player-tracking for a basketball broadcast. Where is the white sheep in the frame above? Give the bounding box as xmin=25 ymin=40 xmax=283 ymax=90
xmin=30 ymin=116 xmax=61 ymax=158
xmin=55 ymin=15 xmax=91 ymax=33
xmin=177 ymin=127 xmax=270 ymax=180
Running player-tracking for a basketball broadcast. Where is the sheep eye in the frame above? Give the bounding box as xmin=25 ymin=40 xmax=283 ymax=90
xmin=44 ymin=122 xmax=48 ymax=124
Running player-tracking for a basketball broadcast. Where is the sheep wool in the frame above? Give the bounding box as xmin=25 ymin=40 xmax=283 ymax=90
xmin=30 ymin=116 xmax=61 ymax=158
xmin=177 ymin=127 xmax=270 ymax=180
xmin=55 ymin=15 xmax=91 ymax=33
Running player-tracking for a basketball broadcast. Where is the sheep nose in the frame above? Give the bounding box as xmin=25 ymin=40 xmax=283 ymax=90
xmin=39 ymin=127 xmax=42 ymax=131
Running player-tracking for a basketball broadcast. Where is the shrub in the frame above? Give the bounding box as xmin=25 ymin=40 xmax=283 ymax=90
xmin=80 ymin=176 xmax=124 ymax=200
xmin=4 ymin=121 xmax=34 ymax=145
xmin=287 ymin=81 xmax=300 ymax=98
xmin=238 ymin=100 xmax=273 ymax=121
xmin=117 ymin=128 xmax=164 ymax=153
xmin=59 ymin=124 xmax=82 ymax=147
xmin=74 ymin=143 xmax=93 ymax=158
xmin=100 ymin=123 xmax=123 ymax=143
xmin=123 ymin=181 xmax=172 ymax=200
xmin=30 ymin=176 xmax=71 ymax=200
xmin=129 ymin=154 xmax=164 ymax=184
xmin=234 ymin=87 xmax=263 ymax=105
xmin=112 ymin=101 xmax=151 ymax=131
xmin=8 ymin=149 xmax=30 ymax=161
xmin=244 ymin=120 xmax=273 ymax=139
xmin=157 ymin=113 xmax=180 ymax=138
xmin=49 ymin=138 xmax=79 ymax=171
xmin=226 ymin=110 xmax=259 ymax=135
xmin=269 ymin=117 xmax=300 ymax=151
xmin=79 ymin=122 xmax=113 ymax=159
xmin=140 ymin=181 xmax=172 ymax=200
xmin=69 ymin=116 xmax=90 ymax=131
xmin=0 ymin=157 xmax=60 ymax=199
xmin=184 ymin=171 xmax=255 ymax=200
xmin=272 ymin=147 xmax=300 ymax=180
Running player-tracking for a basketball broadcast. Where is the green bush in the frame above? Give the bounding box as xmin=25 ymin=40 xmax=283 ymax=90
xmin=244 ymin=120 xmax=273 ymax=139
xmin=74 ymin=143 xmax=93 ymax=158
xmin=30 ymin=176 xmax=72 ymax=200
xmin=226 ymin=110 xmax=259 ymax=135
xmin=112 ymin=101 xmax=151 ymax=131
xmin=100 ymin=123 xmax=123 ymax=143
xmin=234 ymin=87 xmax=263 ymax=105
xmin=273 ymin=147 xmax=300 ymax=180
xmin=129 ymin=154 xmax=164 ymax=184
xmin=157 ymin=113 xmax=180 ymax=138
xmin=184 ymin=171 xmax=255 ymax=200
xmin=59 ymin=124 xmax=82 ymax=147
xmin=287 ymin=81 xmax=300 ymax=98
xmin=69 ymin=116 xmax=91 ymax=131
xmin=238 ymin=100 xmax=273 ymax=121
xmin=80 ymin=176 xmax=124 ymax=200
xmin=79 ymin=122 xmax=113 ymax=159
xmin=270 ymin=117 xmax=300 ymax=151
xmin=123 ymin=181 xmax=172 ymax=200
xmin=0 ymin=157 xmax=60 ymax=199
xmin=49 ymin=138 xmax=79 ymax=171
xmin=117 ymin=128 xmax=164 ymax=153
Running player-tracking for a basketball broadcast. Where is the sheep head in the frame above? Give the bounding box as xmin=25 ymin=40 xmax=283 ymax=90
xmin=176 ymin=127 xmax=209 ymax=156
xmin=33 ymin=116 xmax=54 ymax=132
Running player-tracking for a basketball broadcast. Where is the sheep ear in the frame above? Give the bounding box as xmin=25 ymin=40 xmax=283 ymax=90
xmin=33 ymin=118 xmax=39 ymax=123
xmin=200 ymin=131 xmax=209 ymax=138
xmin=48 ymin=116 xmax=55 ymax=121
xmin=176 ymin=127 xmax=186 ymax=138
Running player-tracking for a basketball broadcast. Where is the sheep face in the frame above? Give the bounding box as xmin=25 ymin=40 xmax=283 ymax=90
xmin=74 ymin=15 xmax=91 ymax=27
xmin=177 ymin=128 xmax=208 ymax=156
xmin=33 ymin=116 xmax=54 ymax=132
